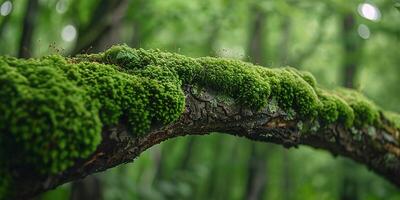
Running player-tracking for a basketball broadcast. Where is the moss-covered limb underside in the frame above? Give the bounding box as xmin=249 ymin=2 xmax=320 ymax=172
xmin=1 ymin=45 xmax=400 ymax=199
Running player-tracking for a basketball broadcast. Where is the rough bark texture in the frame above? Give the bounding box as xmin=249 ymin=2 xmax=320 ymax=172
xmin=8 ymin=83 xmax=400 ymax=199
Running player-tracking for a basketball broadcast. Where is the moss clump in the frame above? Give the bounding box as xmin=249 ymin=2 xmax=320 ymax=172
xmin=384 ymin=111 xmax=400 ymax=130
xmin=59 ymin=59 xmax=185 ymax=134
xmin=334 ymin=88 xmax=379 ymax=127
xmin=99 ymin=45 xmax=388 ymax=127
xmin=101 ymin=45 xmax=319 ymax=115
xmin=256 ymin=68 xmax=319 ymax=117
xmin=0 ymin=57 xmax=101 ymax=174
xmin=285 ymin=67 xmax=317 ymax=88
xmin=196 ymin=57 xmax=271 ymax=109
xmin=316 ymin=89 xmax=355 ymax=127
xmin=0 ymin=49 xmax=186 ymax=182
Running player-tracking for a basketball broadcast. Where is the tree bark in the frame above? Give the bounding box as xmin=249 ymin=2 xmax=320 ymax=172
xmin=8 ymin=83 xmax=400 ymax=199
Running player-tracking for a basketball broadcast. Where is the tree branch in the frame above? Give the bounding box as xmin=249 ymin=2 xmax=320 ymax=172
xmin=1 ymin=46 xmax=400 ymax=199
xmin=8 ymin=84 xmax=400 ymax=199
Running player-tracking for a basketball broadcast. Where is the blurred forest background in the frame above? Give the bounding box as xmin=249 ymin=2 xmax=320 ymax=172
xmin=1 ymin=0 xmax=400 ymax=199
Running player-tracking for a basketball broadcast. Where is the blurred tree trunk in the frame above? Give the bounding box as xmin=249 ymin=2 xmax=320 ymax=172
xmin=279 ymin=17 xmax=291 ymax=66
xmin=69 ymin=176 xmax=103 ymax=200
xmin=206 ymin=137 xmax=228 ymax=199
xmin=178 ymin=137 xmax=196 ymax=170
xmin=288 ymin=11 xmax=329 ymax=67
xmin=72 ymin=0 xmax=129 ymax=54
xmin=282 ymin=150 xmax=292 ymax=200
xmin=247 ymin=5 xmax=266 ymax=65
xmin=18 ymin=0 xmax=39 ymax=58
xmin=245 ymin=4 xmax=268 ymax=200
xmin=341 ymin=13 xmax=363 ymax=89
xmin=339 ymin=12 xmax=363 ymax=200
xmin=245 ymin=144 xmax=268 ymax=200
xmin=203 ymin=0 xmax=233 ymax=55
xmin=130 ymin=22 xmax=141 ymax=48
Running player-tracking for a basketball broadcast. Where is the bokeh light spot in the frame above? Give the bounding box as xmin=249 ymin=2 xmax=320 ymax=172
xmin=61 ymin=25 xmax=77 ymax=42
xmin=358 ymin=24 xmax=370 ymax=39
xmin=56 ymin=0 xmax=68 ymax=14
xmin=0 ymin=1 xmax=12 ymax=16
xmin=358 ymin=3 xmax=381 ymax=21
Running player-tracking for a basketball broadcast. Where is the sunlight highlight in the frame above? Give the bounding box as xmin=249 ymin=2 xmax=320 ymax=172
xmin=61 ymin=25 xmax=77 ymax=42
xmin=0 ymin=1 xmax=12 ymax=16
xmin=358 ymin=3 xmax=381 ymax=21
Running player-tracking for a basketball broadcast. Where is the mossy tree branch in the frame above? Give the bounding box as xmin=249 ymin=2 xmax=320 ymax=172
xmin=1 ymin=45 xmax=400 ymax=199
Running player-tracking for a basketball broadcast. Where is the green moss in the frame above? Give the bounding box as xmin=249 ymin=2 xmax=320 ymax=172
xmin=334 ymin=88 xmax=379 ymax=127
xmin=0 ymin=56 xmax=101 ymax=174
xmin=59 ymin=60 xmax=185 ymax=134
xmin=284 ymin=67 xmax=317 ymax=88
xmin=384 ymin=111 xmax=400 ymax=130
xmin=101 ymin=45 xmax=319 ymax=115
xmin=0 ymin=48 xmax=186 ymax=182
xmin=316 ymin=89 xmax=354 ymax=127
xmin=99 ymin=44 xmax=385 ymax=128
xmin=197 ymin=57 xmax=271 ymax=109
xmin=255 ymin=68 xmax=319 ymax=116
